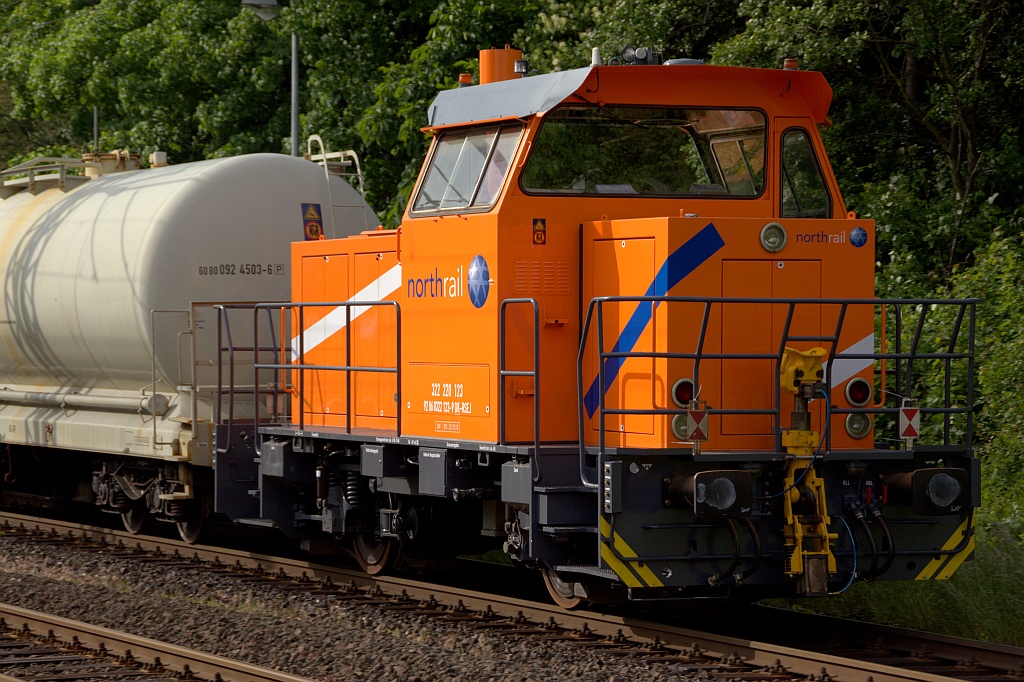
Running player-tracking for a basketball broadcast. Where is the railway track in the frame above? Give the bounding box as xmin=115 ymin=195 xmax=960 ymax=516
xmin=0 ymin=602 xmax=316 ymax=682
xmin=2 ymin=510 xmax=1021 ymax=682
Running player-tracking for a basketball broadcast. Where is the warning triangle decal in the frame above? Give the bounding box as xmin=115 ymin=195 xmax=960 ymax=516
xmin=304 ymin=204 xmax=322 ymax=220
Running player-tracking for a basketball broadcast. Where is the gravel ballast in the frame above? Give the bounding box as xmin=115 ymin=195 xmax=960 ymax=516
xmin=0 ymin=536 xmax=701 ymax=681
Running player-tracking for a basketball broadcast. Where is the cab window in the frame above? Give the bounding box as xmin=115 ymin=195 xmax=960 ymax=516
xmin=412 ymin=124 xmax=523 ymax=214
xmin=520 ymin=106 xmax=766 ymax=197
xmin=781 ymin=128 xmax=831 ymax=218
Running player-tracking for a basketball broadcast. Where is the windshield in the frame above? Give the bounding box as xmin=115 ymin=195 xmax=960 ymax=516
xmin=412 ymin=124 xmax=524 ymax=213
xmin=521 ymin=106 xmax=766 ymax=197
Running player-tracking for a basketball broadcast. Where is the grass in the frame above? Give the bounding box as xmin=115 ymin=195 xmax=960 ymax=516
xmin=769 ymin=522 xmax=1024 ymax=646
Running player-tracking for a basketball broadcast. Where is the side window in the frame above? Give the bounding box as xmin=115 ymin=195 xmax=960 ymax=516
xmin=412 ymin=124 xmax=523 ymax=214
xmin=781 ymin=128 xmax=830 ymax=218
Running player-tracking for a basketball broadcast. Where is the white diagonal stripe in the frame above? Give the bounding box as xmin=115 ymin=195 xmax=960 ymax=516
xmin=826 ymin=333 xmax=875 ymax=386
xmin=291 ymin=263 xmax=403 ymax=357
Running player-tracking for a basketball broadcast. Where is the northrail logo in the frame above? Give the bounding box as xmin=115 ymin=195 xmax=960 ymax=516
xmin=794 ymin=226 xmax=869 ymax=248
xmin=468 ymin=255 xmax=490 ymax=308
xmin=850 ymin=226 xmax=868 ymax=247
xmin=406 ymin=255 xmax=490 ymax=308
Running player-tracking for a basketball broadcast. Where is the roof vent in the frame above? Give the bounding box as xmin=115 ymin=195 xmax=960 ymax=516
xmin=480 ymin=45 xmax=523 ymax=84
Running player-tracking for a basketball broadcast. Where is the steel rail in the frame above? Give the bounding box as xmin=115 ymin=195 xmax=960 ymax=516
xmin=2 ymin=511 xmax=1020 ymax=682
xmin=0 ymin=602 xmax=316 ymax=682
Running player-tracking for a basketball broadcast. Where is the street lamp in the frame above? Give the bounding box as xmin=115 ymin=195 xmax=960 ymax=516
xmin=242 ymin=0 xmax=300 ymax=157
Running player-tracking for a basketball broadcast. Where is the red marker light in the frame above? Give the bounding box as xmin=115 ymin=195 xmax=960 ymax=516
xmin=672 ymin=378 xmax=695 ymax=408
xmin=845 ymin=377 xmax=873 ymax=407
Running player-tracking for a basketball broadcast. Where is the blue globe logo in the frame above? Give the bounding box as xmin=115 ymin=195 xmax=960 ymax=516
xmin=468 ymin=255 xmax=490 ymax=308
xmin=850 ymin=227 xmax=868 ymax=248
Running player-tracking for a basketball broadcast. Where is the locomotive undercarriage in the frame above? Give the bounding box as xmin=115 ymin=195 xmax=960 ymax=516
xmin=208 ymin=437 xmax=970 ymax=610
xmin=214 ymin=424 xmax=501 ymax=568
xmin=213 ymin=414 xmax=974 ymax=607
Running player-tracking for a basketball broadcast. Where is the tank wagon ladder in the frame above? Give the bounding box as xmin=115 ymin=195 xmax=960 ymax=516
xmin=306 ymin=135 xmax=371 ymax=233
xmin=575 ymin=295 xmax=978 ymax=595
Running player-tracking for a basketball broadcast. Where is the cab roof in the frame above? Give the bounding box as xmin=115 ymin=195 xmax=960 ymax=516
xmin=426 ymin=64 xmax=833 ymax=130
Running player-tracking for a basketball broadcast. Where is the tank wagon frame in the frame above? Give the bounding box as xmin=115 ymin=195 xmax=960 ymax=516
xmin=207 ymin=50 xmax=978 ymax=604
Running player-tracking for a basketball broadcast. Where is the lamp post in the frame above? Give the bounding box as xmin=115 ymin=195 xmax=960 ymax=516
xmin=242 ymin=0 xmax=300 ymax=157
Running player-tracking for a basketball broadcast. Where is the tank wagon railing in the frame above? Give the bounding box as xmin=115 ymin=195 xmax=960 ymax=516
xmin=249 ymin=301 xmax=402 ymax=446
xmin=576 ymin=296 xmax=978 ymax=488
xmin=498 ymin=298 xmax=541 ymax=476
xmin=0 ymin=158 xmax=92 ymax=199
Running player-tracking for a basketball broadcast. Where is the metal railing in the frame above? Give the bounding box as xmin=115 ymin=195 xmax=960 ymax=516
xmin=499 ymin=298 xmax=541 ymax=478
xmin=213 ymin=304 xmax=290 ymax=454
xmin=250 ymin=301 xmax=402 ymax=443
xmin=577 ymin=296 xmax=977 ymax=487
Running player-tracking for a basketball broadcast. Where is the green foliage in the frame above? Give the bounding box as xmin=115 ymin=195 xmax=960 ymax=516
xmin=938 ymin=233 xmax=1024 ymax=531
xmin=0 ymin=0 xmax=296 ymax=161
xmin=774 ymin=524 xmax=1024 ymax=645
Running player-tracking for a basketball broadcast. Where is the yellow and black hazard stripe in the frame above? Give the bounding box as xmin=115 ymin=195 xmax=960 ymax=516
xmin=598 ymin=517 xmax=664 ymax=588
xmin=915 ymin=514 xmax=975 ymax=581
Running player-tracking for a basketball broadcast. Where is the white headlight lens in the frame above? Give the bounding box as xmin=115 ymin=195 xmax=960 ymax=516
xmin=760 ymin=222 xmax=787 ymax=253
xmin=845 ymin=413 xmax=872 ymax=439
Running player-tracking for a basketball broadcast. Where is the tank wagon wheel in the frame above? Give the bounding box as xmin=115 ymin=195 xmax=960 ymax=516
xmin=176 ymin=492 xmax=212 ymax=544
xmin=352 ymin=534 xmax=402 ymax=575
xmin=121 ymin=504 xmax=147 ymax=535
xmin=542 ymin=567 xmax=584 ymax=610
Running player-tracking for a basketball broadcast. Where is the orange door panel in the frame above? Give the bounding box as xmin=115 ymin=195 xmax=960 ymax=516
xmin=295 ymin=253 xmax=349 ymax=423
xmin=722 ymin=260 xmax=773 ymax=435
xmin=591 ymin=237 xmax=655 ymax=436
xmin=722 ymin=259 xmax=823 ymax=436
xmin=353 ymin=253 xmax=381 ymax=418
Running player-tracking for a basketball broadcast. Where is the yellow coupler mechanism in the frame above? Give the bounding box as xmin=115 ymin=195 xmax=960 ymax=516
xmin=779 ymin=347 xmax=838 ymax=596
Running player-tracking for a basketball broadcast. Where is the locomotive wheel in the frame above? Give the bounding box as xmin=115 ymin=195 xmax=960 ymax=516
xmin=352 ymin=535 xmax=402 ymax=575
xmin=121 ymin=504 xmax=147 ymax=535
xmin=175 ymin=493 xmax=212 ymax=544
xmin=542 ymin=567 xmax=584 ymax=610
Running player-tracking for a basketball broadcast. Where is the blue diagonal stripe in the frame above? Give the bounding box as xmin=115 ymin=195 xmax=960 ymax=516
xmin=583 ymin=222 xmax=725 ymax=418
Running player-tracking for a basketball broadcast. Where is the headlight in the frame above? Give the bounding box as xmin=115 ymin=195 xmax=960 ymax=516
xmin=760 ymin=222 xmax=787 ymax=252
xmin=845 ymin=413 xmax=872 ymax=439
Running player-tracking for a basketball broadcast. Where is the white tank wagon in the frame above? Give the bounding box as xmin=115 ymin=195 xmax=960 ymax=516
xmin=0 ymin=151 xmax=378 ymax=540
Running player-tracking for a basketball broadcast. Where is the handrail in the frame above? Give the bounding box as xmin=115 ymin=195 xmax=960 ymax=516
xmin=251 ymin=300 xmax=402 ymax=448
xmin=499 ymin=298 xmax=541 ymax=481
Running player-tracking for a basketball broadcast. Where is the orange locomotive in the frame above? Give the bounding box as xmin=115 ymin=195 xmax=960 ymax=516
xmin=218 ymin=47 xmax=978 ymax=605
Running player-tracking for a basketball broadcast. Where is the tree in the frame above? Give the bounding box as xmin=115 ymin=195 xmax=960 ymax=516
xmin=0 ymin=0 xmax=300 ymax=161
